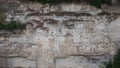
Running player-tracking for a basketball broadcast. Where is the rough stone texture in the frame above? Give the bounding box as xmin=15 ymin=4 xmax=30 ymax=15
xmin=55 ymin=56 xmax=110 ymax=68
xmin=0 ymin=1 xmax=120 ymax=68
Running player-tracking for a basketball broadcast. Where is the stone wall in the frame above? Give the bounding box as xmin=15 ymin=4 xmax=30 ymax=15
xmin=0 ymin=1 xmax=120 ymax=68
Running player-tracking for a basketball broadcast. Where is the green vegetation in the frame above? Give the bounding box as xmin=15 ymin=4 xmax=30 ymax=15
xmin=0 ymin=8 xmax=26 ymax=31
xmin=27 ymin=0 xmax=111 ymax=8
xmin=90 ymin=0 xmax=102 ymax=8
xmin=39 ymin=0 xmax=56 ymax=5
xmin=105 ymin=60 xmax=112 ymax=68
xmin=37 ymin=0 xmax=111 ymax=8
xmin=0 ymin=20 xmax=26 ymax=31
xmin=105 ymin=49 xmax=120 ymax=68
xmin=90 ymin=0 xmax=111 ymax=8
xmin=5 ymin=20 xmax=17 ymax=31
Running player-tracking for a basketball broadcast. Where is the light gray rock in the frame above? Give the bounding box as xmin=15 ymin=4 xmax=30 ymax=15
xmin=0 ymin=2 xmax=120 ymax=68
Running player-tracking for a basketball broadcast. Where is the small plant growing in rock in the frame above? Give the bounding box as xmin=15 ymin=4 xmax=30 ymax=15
xmin=23 ymin=0 xmax=111 ymax=8
xmin=39 ymin=0 xmax=56 ymax=5
xmin=0 ymin=20 xmax=26 ymax=31
xmin=105 ymin=49 xmax=120 ymax=68
xmin=105 ymin=60 xmax=112 ymax=68
xmin=5 ymin=20 xmax=17 ymax=31
xmin=0 ymin=8 xmax=26 ymax=31
xmin=90 ymin=0 xmax=102 ymax=8
xmin=90 ymin=0 xmax=111 ymax=8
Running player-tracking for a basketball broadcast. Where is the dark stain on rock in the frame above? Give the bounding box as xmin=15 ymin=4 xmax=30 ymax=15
xmin=27 ymin=12 xmax=92 ymax=17
xmin=97 ymin=12 xmax=111 ymax=16
xmin=45 ymin=19 xmax=58 ymax=25
xmin=56 ymin=12 xmax=92 ymax=16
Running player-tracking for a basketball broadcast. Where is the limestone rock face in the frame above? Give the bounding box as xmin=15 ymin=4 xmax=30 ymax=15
xmin=0 ymin=1 xmax=120 ymax=68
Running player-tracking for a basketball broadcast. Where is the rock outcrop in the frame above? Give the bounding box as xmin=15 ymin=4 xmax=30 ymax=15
xmin=0 ymin=1 xmax=120 ymax=68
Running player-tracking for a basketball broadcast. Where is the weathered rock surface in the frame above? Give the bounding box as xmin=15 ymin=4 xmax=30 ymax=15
xmin=0 ymin=1 xmax=120 ymax=68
